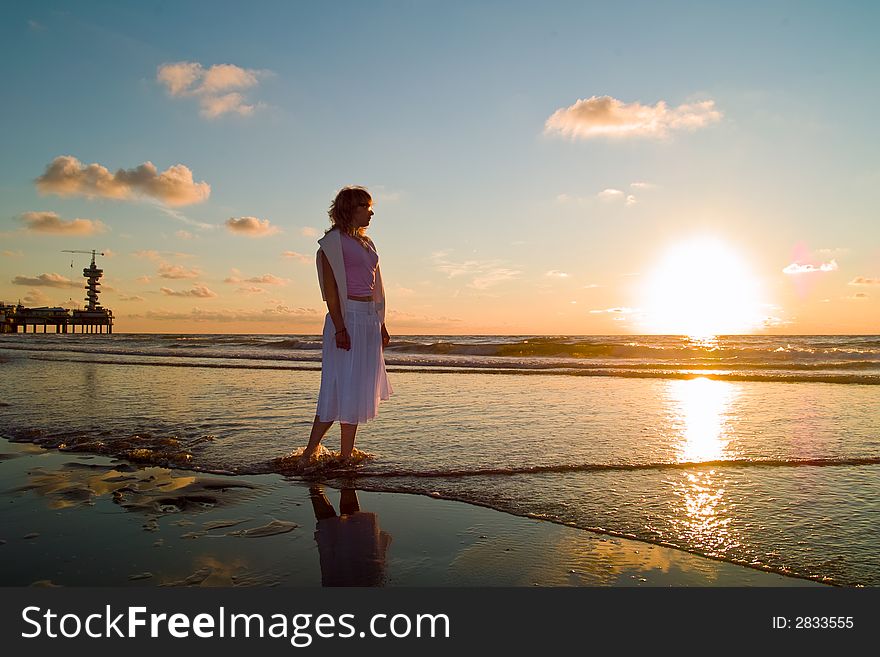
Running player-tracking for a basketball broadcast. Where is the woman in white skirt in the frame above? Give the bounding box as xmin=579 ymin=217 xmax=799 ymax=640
xmin=300 ymin=186 xmax=392 ymax=463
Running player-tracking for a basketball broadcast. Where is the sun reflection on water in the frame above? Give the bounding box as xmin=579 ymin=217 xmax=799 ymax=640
xmin=669 ymin=376 xmax=738 ymax=463
xmin=667 ymin=377 xmax=740 ymax=556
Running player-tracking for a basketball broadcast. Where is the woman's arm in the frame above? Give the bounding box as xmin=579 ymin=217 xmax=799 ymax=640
xmin=381 ymin=323 xmax=390 ymax=349
xmin=321 ymin=251 xmax=350 ymax=351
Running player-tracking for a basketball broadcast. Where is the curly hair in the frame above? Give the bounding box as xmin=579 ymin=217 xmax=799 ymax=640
xmin=327 ymin=186 xmax=372 ymax=241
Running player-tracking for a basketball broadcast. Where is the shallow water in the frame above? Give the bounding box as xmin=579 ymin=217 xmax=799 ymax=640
xmin=1 ymin=335 xmax=878 ymax=585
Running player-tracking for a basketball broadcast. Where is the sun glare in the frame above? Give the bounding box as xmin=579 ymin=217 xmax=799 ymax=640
xmin=640 ymin=237 xmax=764 ymax=336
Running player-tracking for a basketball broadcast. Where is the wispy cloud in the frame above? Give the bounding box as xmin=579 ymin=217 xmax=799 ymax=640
xmin=301 ymin=226 xmax=319 ymax=238
xmin=843 ymin=293 xmax=869 ymax=300
xmin=431 ymin=251 xmax=521 ymax=290
xmin=848 ymin=276 xmax=880 ymax=286
xmin=225 ymin=216 xmax=281 ymax=237
xmin=134 ymin=305 xmax=320 ymax=323
xmin=118 ymin=294 xmax=145 ymax=302
xmin=589 ymin=307 xmax=638 ymax=314
xmin=545 ymin=270 xmax=570 ymax=278
xmin=12 ymin=273 xmax=79 ymax=288
xmin=160 ymin=284 xmax=217 ymax=298
xmin=36 ymin=156 xmax=210 ymax=206
xmin=2 ymin=250 xmax=24 ymax=257
xmin=545 ymin=95 xmax=722 ymax=140
xmin=175 ymin=230 xmax=194 ymax=240
xmin=17 ymin=211 xmax=106 ymax=235
xmin=782 ymin=260 xmax=838 ymax=275
xmin=282 ymin=250 xmax=311 ymax=263
xmin=157 ymin=61 xmax=270 ymax=119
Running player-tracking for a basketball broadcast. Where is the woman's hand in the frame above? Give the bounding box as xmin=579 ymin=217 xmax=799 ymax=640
xmin=335 ymin=327 xmax=351 ymax=351
xmin=381 ymin=324 xmax=390 ymax=349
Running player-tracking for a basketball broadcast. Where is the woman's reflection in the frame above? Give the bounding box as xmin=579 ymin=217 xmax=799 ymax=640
xmin=310 ymin=485 xmax=392 ymax=586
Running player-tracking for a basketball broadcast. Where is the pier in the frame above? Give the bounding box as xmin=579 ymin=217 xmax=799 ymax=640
xmin=1 ymin=249 xmax=113 ymax=334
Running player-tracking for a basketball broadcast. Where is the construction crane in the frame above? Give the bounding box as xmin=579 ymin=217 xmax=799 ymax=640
xmin=61 ymin=249 xmax=106 ymax=311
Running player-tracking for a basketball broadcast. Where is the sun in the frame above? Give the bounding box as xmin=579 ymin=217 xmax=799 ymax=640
xmin=639 ymin=237 xmax=765 ymax=336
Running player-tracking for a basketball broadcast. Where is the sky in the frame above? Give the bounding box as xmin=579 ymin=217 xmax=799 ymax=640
xmin=1 ymin=0 xmax=878 ymax=335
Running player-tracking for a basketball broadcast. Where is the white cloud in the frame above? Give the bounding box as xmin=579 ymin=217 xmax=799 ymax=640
xmin=782 ymin=259 xmax=838 ymax=275
xmin=431 ymin=251 xmax=521 ymax=290
xmin=625 ymin=195 xmax=637 ymax=207
xmin=12 ymin=273 xmax=79 ymax=288
xmin=630 ymin=181 xmax=659 ymax=190
xmin=589 ymin=307 xmax=638 ymax=314
xmin=545 ymin=270 xmax=570 ymax=278
xmin=158 ymin=263 xmax=200 ymax=279
xmin=597 ymin=188 xmax=624 ymax=201
xmin=157 ymin=61 xmax=268 ymax=119
xmin=282 ymin=250 xmax=311 ymax=263
xmin=18 ymin=211 xmax=107 ymax=235
xmin=301 ymin=226 xmax=319 ymax=238
xmin=160 ymin=284 xmax=217 ymax=298
xmin=225 ymin=273 xmax=286 ymax=285
xmin=175 ymin=230 xmax=194 ymax=240
xmin=545 ymin=95 xmax=722 ymax=140
xmin=36 ymin=156 xmax=210 ymax=206
xmin=135 ymin=305 xmax=320 ymax=323
xmin=225 ymin=216 xmax=281 ymax=237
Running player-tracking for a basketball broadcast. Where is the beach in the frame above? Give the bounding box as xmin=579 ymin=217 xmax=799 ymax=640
xmin=0 ymin=438 xmax=820 ymax=587
xmin=1 ymin=333 xmax=878 ymax=586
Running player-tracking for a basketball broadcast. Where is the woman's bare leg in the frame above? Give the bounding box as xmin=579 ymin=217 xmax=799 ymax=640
xmin=302 ymin=415 xmax=333 ymax=460
xmin=340 ymin=423 xmax=358 ymax=459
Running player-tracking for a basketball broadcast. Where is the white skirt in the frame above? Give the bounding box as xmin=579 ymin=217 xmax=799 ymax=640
xmin=316 ymin=299 xmax=392 ymax=424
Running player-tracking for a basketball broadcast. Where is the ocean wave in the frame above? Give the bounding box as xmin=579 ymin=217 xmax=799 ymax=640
xmin=17 ymin=354 xmax=880 ymax=384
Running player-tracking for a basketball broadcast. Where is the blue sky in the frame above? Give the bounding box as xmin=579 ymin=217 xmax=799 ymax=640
xmin=1 ymin=1 xmax=878 ymax=333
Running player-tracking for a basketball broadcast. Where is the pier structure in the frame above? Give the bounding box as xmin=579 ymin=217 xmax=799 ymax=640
xmin=1 ymin=249 xmax=113 ymax=334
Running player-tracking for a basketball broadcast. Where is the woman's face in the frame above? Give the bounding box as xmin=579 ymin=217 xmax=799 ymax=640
xmin=352 ymin=199 xmax=373 ymax=229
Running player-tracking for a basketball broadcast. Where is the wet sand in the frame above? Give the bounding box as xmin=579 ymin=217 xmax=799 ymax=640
xmin=0 ymin=437 xmax=822 ymax=587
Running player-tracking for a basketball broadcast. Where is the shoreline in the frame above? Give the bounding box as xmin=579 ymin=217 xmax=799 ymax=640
xmin=0 ymin=437 xmax=825 ymax=587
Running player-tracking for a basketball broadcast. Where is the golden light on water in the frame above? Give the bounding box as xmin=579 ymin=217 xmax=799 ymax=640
xmin=669 ymin=376 xmax=737 ymax=463
xmin=667 ymin=377 xmax=738 ymax=553
xmin=640 ymin=237 xmax=765 ymax=337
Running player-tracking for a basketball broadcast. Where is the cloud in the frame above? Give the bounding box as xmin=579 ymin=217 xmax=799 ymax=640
xmin=157 ymin=61 xmax=268 ymax=119
xmin=158 ymin=263 xmax=200 ymax=279
xmin=118 ymin=294 xmax=145 ymax=302
xmin=282 ymin=250 xmax=311 ymax=263
xmin=225 ymin=216 xmax=281 ymax=237
xmin=133 ymin=249 xmax=194 ymax=261
xmin=28 ymin=20 xmax=46 ymax=32
xmin=160 ymin=284 xmax=217 ymax=298
xmin=545 ymin=270 xmax=570 ymax=278
xmin=630 ymin=181 xmax=659 ymax=190
xmin=135 ymin=275 xmax=151 ymax=284
xmin=583 ymin=283 xmax=601 ymax=289
xmin=224 ymin=273 xmax=286 ymax=285
xmin=2 ymin=250 xmax=24 ymax=257
xmin=22 ymin=289 xmax=51 ymax=306
xmin=545 ymin=95 xmax=722 ymax=140
xmin=301 ymin=226 xmax=319 ymax=238
xmin=386 ymin=309 xmax=464 ymax=329
xmin=597 ymin=188 xmax=624 ymax=201
xmin=18 ymin=211 xmax=106 ymax=235
xmin=589 ymin=307 xmax=638 ymax=314
xmin=134 ymin=305 xmax=320 ymax=323
xmin=625 ymin=195 xmax=637 ymax=206
xmin=236 ymin=286 xmax=266 ymax=295
xmin=12 ymin=273 xmax=79 ymax=288
xmin=431 ymin=251 xmax=521 ymax=290
xmin=175 ymin=230 xmax=194 ymax=240
xmin=36 ymin=156 xmax=210 ymax=206
xmin=782 ymin=259 xmax=838 ymax=275
xmin=843 ymin=293 xmax=869 ymax=300
xmin=849 ymin=277 xmax=880 ymax=286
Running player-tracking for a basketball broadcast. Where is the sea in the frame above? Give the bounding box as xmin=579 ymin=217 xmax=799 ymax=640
xmin=1 ymin=333 xmax=878 ymax=585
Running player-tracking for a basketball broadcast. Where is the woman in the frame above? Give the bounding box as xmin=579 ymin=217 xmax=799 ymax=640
xmin=300 ymin=186 xmax=392 ymax=463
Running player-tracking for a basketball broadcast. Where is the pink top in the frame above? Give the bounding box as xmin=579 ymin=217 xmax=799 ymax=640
xmin=341 ymin=233 xmax=379 ymax=297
